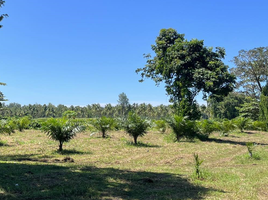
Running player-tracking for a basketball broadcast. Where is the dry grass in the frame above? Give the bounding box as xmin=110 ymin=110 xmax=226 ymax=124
xmin=0 ymin=129 xmax=268 ymax=199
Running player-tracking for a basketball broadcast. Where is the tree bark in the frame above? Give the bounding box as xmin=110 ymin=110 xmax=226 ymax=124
xmin=59 ymin=141 xmax=63 ymax=151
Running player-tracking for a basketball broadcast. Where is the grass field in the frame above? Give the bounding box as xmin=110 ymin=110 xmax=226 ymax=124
xmin=0 ymin=129 xmax=268 ymax=199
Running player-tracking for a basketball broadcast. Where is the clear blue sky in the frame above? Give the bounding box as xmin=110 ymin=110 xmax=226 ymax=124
xmin=1 ymin=0 xmax=268 ymax=106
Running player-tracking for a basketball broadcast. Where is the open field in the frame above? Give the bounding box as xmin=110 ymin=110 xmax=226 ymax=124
xmin=0 ymin=129 xmax=268 ymax=199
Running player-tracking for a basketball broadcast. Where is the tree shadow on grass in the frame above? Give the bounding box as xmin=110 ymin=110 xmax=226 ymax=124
xmin=0 ymin=162 xmax=223 ymax=200
xmin=52 ymin=149 xmax=92 ymax=155
xmin=206 ymin=138 xmax=268 ymax=146
xmin=125 ymin=141 xmax=160 ymax=148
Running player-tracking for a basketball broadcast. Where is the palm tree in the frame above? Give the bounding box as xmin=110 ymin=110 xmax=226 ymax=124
xmin=41 ymin=118 xmax=85 ymax=151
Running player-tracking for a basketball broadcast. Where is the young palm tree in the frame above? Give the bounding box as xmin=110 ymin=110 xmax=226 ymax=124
xmin=41 ymin=118 xmax=85 ymax=151
xmin=124 ymin=112 xmax=150 ymax=144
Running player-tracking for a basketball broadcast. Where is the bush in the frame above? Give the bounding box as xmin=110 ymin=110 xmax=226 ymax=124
xmin=92 ymin=116 xmax=115 ymax=138
xmin=0 ymin=119 xmax=17 ymax=135
xmin=196 ymin=119 xmax=216 ymax=140
xmin=234 ymin=117 xmax=249 ymax=132
xmin=16 ymin=116 xmax=31 ymax=132
xmin=124 ymin=112 xmax=150 ymax=144
xmin=166 ymin=115 xmax=198 ymax=141
xmin=41 ymin=118 xmax=86 ymax=151
xmin=154 ymin=120 xmax=167 ymax=133
xmin=214 ymin=119 xmax=235 ymax=136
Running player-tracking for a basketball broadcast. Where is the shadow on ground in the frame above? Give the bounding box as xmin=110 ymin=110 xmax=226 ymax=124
xmin=206 ymin=138 xmax=268 ymax=146
xmin=0 ymin=161 xmax=221 ymax=200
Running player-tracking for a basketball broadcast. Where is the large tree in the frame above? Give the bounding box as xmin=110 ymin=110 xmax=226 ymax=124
xmin=231 ymin=47 xmax=268 ymax=99
xmin=117 ymin=92 xmax=130 ymax=117
xmin=136 ymin=28 xmax=236 ymax=119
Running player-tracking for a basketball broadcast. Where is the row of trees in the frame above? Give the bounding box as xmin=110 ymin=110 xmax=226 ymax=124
xmin=0 ymin=101 xmax=174 ymax=119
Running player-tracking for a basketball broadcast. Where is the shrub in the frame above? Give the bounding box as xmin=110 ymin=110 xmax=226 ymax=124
xmin=214 ymin=119 xmax=235 ymax=136
xmin=124 ymin=112 xmax=150 ymax=144
xmin=196 ymin=119 xmax=216 ymax=140
xmin=92 ymin=116 xmax=115 ymax=138
xmin=166 ymin=115 xmax=198 ymax=141
xmin=41 ymin=118 xmax=86 ymax=151
xmin=234 ymin=117 xmax=249 ymax=132
xmin=154 ymin=120 xmax=167 ymax=133
xmin=0 ymin=119 xmax=16 ymax=135
xmin=16 ymin=116 xmax=31 ymax=132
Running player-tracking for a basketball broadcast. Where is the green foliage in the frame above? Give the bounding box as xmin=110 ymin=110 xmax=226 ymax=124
xmin=167 ymin=115 xmax=198 ymax=141
xmin=124 ymin=112 xmax=150 ymax=144
xmin=197 ymin=120 xmax=216 ymax=140
xmin=41 ymin=118 xmax=86 ymax=151
xmin=16 ymin=116 xmax=31 ymax=132
xmin=238 ymin=98 xmax=259 ymax=120
xmin=136 ymin=28 xmax=235 ymax=119
xmin=0 ymin=119 xmax=16 ymax=134
xmin=193 ymin=153 xmax=204 ymax=179
xmin=62 ymin=110 xmax=77 ymax=119
xmin=246 ymin=142 xmax=255 ymax=158
xmin=92 ymin=116 xmax=115 ymax=138
xmin=259 ymin=85 xmax=268 ymax=121
xmin=232 ymin=47 xmax=268 ymax=98
xmin=251 ymin=121 xmax=267 ymax=131
xmin=154 ymin=120 xmax=167 ymax=133
xmin=207 ymin=92 xmax=247 ymax=119
xmin=234 ymin=117 xmax=249 ymax=132
xmin=214 ymin=119 xmax=235 ymax=136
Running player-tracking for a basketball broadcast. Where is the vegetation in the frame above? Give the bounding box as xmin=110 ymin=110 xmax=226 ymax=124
xmin=41 ymin=118 xmax=86 ymax=151
xmin=92 ymin=116 xmax=115 ymax=138
xmin=136 ymin=28 xmax=235 ymax=119
xmin=193 ymin=153 xmax=203 ymax=179
xmin=167 ymin=115 xmax=198 ymax=141
xmin=231 ymin=47 xmax=268 ymax=99
xmin=124 ymin=112 xmax=150 ymax=144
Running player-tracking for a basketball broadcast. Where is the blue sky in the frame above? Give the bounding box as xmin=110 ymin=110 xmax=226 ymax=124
xmin=1 ymin=0 xmax=268 ymax=106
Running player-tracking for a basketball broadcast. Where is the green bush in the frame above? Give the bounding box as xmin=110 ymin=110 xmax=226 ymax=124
xmin=154 ymin=120 xmax=167 ymax=133
xmin=92 ymin=116 xmax=115 ymax=138
xmin=214 ymin=119 xmax=235 ymax=136
xmin=124 ymin=112 xmax=150 ymax=144
xmin=166 ymin=115 xmax=198 ymax=141
xmin=16 ymin=116 xmax=31 ymax=132
xmin=196 ymin=119 xmax=216 ymax=140
xmin=0 ymin=119 xmax=17 ymax=135
xmin=234 ymin=117 xmax=249 ymax=132
xmin=41 ymin=118 xmax=86 ymax=151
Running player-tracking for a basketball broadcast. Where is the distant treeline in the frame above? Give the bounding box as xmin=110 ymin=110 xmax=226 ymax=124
xmin=0 ymin=102 xmax=174 ymax=119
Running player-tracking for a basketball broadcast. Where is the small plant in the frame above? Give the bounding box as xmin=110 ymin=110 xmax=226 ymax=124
xmin=0 ymin=119 xmax=17 ymax=135
xmin=246 ymin=142 xmax=254 ymax=157
xmin=166 ymin=115 xmax=198 ymax=141
xmin=92 ymin=116 xmax=115 ymax=138
xmin=154 ymin=120 xmax=167 ymax=133
xmin=196 ymin=119 xmax=216 ymax=140
xmin=234 ymin=117 xmax=249 ymax=132
xmin=215 ymin=119 xmax=235 ymax=136
xmin=41 ymin=118 xmax=86 ymax=151
xmin=124 ymin=112 xmax=150 ymax=144
xmin=62 ymin=110 xmax=77 ymax=119
xmin=16 ymin=116 xmax=31 ymax=132
xmin=193 ymin=153 xmax=203 ymax=179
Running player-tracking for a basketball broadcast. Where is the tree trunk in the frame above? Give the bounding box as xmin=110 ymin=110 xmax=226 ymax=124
xmin=102 ymin=130 xmax=106 ymax=138
xmin=59 ymin=141 xmax=63 ymax=151
xmin=134 ymin=136 xmax=138 ymax=144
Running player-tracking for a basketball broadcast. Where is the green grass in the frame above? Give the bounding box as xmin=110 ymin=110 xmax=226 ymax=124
xmin=0 ymin=129 xmax=268 ymax=199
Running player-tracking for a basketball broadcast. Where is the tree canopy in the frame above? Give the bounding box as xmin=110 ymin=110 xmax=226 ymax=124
xmin=231 ymin=47 xmax=268 ymax=99
xmin=136 ymin=28 xmax=236 ymax=119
